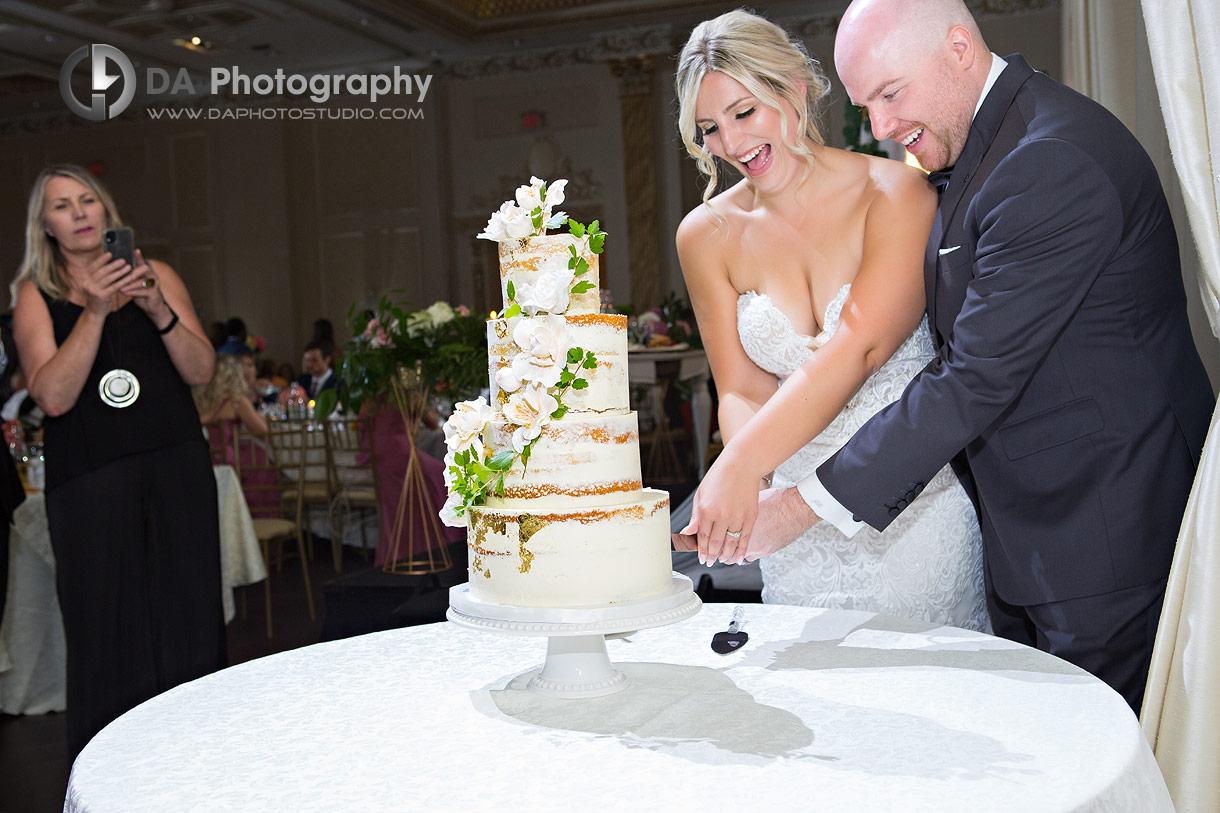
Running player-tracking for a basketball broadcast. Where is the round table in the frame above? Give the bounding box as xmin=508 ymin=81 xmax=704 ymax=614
xmin=65 ymin=604 xmax=1172 ymax=812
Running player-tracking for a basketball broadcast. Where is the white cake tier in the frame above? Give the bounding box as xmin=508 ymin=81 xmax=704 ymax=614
xmin=498 ymin=234 xmax=600 ymax=315
xmin=487 ymin=313 xmax=628 ymax=414
xmin=483 ymin=411 xmax=642 ymax=508
xmin=467 ymin=489 xmax=671 ymax=608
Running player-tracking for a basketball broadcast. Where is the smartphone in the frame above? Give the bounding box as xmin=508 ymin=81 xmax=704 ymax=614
xmin=102 ymin=227 xmax=135 ymax=268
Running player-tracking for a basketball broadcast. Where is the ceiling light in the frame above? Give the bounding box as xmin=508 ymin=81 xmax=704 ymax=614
xmin=172 ymin=37 xmax=214 ymax=53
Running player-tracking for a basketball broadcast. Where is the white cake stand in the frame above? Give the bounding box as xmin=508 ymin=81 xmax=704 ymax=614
xmin=447 ymin=574 xmax=701 ymax=698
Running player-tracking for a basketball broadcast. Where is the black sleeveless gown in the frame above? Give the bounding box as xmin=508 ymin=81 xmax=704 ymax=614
xmin=41 ymin=292 xmax=225 ymax=758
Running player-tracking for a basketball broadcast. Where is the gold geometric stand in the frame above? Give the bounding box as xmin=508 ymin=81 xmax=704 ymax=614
xmin=382 ymin=364 xmax=453 ymax=576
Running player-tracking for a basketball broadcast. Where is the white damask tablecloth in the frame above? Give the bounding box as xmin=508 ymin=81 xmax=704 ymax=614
xmin=0 ymin=465 xmax=265 ymax=715
xmin=65 ymin=604 xmax=1171 ymax=812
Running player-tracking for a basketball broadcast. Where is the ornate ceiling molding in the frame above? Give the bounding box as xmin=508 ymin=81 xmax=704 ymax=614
xmin=446 ymin=0 xmax=1060 ymax=80
xmin=448 ymin=25 xmax=674 ymax=79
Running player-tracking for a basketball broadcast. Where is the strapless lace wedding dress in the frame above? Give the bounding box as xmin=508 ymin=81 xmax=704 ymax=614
xmin=737 ymin=287 xmax=989 ymax=632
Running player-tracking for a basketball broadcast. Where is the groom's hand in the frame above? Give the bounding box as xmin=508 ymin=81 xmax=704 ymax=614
xmin=671 ymin=532 xmax=698 ymax=551
xmin=742 ymin=487 xmax=820 ymax=562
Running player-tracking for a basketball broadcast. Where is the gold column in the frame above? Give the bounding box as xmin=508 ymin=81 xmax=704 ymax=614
xmin=610 ymin=56 xmax=662 ymax=312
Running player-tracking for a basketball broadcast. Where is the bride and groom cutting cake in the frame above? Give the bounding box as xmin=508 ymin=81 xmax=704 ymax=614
xmin=671 ymin=0 xmax=1213 ymax=714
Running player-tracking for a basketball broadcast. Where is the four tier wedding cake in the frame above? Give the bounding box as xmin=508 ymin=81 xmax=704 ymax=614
xmin=441 ymin=178 xmax=672 ymax=608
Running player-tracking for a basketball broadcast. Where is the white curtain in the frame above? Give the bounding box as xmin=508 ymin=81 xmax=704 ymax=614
xmin=1063 ymin=2 xmax=1220 ymax=809
xmin=1136 ymin=2 xmax=1220 ymax=811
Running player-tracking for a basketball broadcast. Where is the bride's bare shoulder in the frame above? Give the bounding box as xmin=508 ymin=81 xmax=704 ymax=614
xmin=863 ymin=153 xmax=937 ymax=207
xmin=676 ymin=181 xmax=748 ymax=249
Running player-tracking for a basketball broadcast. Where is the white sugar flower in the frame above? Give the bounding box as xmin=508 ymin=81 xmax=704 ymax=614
xmin=478 ymin=201 xmax=534 ymax=242
xmin=444 ymin=397 xmax=493 ymax=455
xmin=510 ymin=315 xmax=568 ymax=388
xmin=502 ymin=382 xmax=558 ymax=453
xmin=516 ymin=177 xmax=569 ymax=224
xmin=500 ymin=203 xmax=535 ymax=239
xmin=517 ymin=268 xmax=576 ymax=316
xmin=495 ymin=363 xmax=524 ymax=394
xmin=442 ymin=449 xmax=458 ymax=490
xmin=515 ymin=177 xmax=547 ymax=212
xmin=477 ymin=204 xmax=511 ymax=242
xmin=439 ymin=492 xmax=467 ymax=528
xmin=481 ymin=178 xmax=571 ymax=242
xmin=546 ymin=179 xmax=568 ymax=207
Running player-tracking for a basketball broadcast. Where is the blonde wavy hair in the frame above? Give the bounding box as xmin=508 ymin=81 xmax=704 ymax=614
xmin=10 ymin=164 xmax=124 ymax=304
xmin=676 ymin=9 xmax=832 ymax=206
xmin=193 ymin=354 xmax=252 ymax=419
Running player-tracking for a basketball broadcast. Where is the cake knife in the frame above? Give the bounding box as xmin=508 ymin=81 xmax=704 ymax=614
xmin=711 ymin=605 xmax=748 ymax=653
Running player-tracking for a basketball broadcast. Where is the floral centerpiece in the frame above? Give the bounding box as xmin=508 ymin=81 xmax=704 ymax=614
xmin=440 ymin=176 xmax=605 ymax=527
xmin=314 ymin=298 xmax=487 ymax=420
xmin=631 ymin=291 xmax=700 ymax=349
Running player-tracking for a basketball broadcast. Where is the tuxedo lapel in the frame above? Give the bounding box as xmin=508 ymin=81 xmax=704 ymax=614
xmin=926 ymin=54 xmax=1036 ymax=344
xmin=924 ymin=209 xmax=943 ymax=343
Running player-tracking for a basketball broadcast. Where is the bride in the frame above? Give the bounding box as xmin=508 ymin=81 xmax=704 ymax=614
xmin=674 ymin=10 xmax=988 ymax=631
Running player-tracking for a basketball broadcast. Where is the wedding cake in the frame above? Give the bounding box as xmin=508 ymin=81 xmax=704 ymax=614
xmin=441 ymin=178 xmax=672 ymax=608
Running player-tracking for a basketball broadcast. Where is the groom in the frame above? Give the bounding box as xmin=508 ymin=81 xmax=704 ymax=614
xmin=749 ymin=0 xmax=1214 ymax=711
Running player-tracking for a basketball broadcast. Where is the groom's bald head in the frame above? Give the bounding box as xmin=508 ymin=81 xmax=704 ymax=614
xmin=834 ymin=0 xmax=991 ymax=171
xmin=836 ymin=0 xmax=984 ymax=73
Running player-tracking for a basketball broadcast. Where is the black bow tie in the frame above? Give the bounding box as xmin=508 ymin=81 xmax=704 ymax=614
xmin=927 ymin=168 xmax=954 ymax=196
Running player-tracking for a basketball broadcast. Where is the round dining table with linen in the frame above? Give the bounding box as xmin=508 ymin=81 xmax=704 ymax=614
xmin=63 ymin=603 xmax=1171 ymax=812
xmin=0 ymin=465 xmax=265 ymax=715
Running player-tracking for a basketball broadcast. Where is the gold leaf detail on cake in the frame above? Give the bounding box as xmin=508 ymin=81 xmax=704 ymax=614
xmin=566 ymin=313 xmax=627 ymax=328
xmin=501 ymin=478 xmax=641 ymax=499
xmin=517 ymin=514 xmax=547 ymax=573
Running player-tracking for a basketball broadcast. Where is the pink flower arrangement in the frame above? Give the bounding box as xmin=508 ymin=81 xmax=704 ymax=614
xmin=361 ymin=317 xmax=395 ymax=349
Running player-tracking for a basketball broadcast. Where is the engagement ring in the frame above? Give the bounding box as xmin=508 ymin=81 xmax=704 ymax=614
xmin=725 ymin=529 xmax=742 ymax=538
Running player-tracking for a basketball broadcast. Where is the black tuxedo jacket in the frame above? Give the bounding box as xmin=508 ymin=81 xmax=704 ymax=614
xmin=296 ymin=371 xmax=338 ymax=399
xmin=818 ymin=55 xmax=1214 ymax=606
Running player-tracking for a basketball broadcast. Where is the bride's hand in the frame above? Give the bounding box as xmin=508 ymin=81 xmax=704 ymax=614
xmin=680 ymin=450 xmax=764 ymax=565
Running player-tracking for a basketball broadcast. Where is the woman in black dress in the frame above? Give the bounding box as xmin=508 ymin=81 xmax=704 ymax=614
xmin=10 ymin=164 xmax=225 ymax=758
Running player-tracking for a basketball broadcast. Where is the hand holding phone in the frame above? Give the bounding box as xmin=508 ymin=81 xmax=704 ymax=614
xmin=103 ymin=227 xmax=134 ymax=268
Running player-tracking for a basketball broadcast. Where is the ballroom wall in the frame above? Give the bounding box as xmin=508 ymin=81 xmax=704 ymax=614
xmin=14 ymin=5 xmax=1214 ymax=389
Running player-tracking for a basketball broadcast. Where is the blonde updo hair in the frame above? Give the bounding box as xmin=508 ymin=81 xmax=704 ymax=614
xmin=10 ymin=163 xmax=124 ymax=304
xmin=676 ymin=9 xmax=832 ymax=205
xmin=193 ymin=354 xmax=252 ymax=418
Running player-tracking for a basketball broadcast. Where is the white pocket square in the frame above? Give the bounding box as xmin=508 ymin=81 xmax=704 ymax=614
xmin=938 ymin=245 xmax=962 ymax=256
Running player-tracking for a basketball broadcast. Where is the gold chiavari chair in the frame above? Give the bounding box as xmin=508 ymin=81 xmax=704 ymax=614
xmin=231 ymin=422 xmax=316 ymax=637
xmin=324 ymin=415 xmax=381 ymax=573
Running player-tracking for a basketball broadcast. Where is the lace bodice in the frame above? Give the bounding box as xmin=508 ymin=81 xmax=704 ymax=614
xmin=737 ymin=286 xmax=935 ymax=451
xmin=734 ymin=285 xmax=989 ymax=632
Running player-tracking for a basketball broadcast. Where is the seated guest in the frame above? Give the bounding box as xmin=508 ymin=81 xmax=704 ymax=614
xmin=207 ymin=320 xmax=226 ymax=350
xmin=194 ymin=350 xmax=276 ymax=511
xmin=193 ymin=350 xmax=267 ymax=435
xmin=273 ymin=362 xmax=294 ymax=390
xmin=295 ymin=340 xmax=341 ymax=399
xmin=216 ymin=316 xmax=248 ymax=356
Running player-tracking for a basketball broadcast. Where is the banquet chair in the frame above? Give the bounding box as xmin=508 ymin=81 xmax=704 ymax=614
xmin=202 ymin=420 xmax=227 ymax=466
xmin=281 ymin=417 xmax=331 ymax=565
xmin=231 ymin=423 xmax=316 ymax=637
xmin=324 ymin=415 xmax=381 ymax=573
